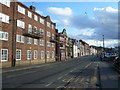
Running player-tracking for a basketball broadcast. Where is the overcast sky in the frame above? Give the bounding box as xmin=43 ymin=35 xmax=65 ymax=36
xmin=21 ymin=1 xmax=119 ymax=48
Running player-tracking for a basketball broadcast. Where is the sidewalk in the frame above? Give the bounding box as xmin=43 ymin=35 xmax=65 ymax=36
xmin=1 ymin=61 xmax=61 ymax=73
xmin=1 ymin=57 xmax=76 ymax=73
xmin=98 ymin=60 xmax=119 ymax=88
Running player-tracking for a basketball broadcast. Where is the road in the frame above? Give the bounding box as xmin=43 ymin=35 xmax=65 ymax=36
xmin=2 ymin=55 xmax=119 ymax=89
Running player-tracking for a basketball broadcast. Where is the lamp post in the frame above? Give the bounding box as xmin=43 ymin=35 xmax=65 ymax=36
xmin=11 ymin=2 xmax=25 ymax=67
xmin=103 ymin=35 xmax=105 ymax=57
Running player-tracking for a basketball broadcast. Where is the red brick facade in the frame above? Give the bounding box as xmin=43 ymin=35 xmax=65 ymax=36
xmin=0 ymin=1 xmax=56 ymax=67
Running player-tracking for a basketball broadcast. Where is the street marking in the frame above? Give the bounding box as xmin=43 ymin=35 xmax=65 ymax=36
xmin=58 ymin=76 xmax=63 ymax=80
xmin=75 ymin=78 xmax=79 ymax=82
xmin=45 ymin=82 xmax=53 ymax=87
xmin=85 ymin=62 xmax=92 ymax=69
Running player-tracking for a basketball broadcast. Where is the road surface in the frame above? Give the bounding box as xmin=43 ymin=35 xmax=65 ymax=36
xmin=2 ymin=55 xmax=119 ymax=89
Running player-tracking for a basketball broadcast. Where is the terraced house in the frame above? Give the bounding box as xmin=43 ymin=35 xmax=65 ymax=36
xmin=0 ymin=0 xmax=57 ymax=68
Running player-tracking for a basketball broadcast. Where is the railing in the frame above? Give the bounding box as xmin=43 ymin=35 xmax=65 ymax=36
xmin=23 ymin=30 xmax=43 ymax=39
xmin=50 ymin=37 xmax=58 ymax=43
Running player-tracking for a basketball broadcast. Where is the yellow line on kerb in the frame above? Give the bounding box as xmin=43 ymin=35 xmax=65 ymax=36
xmin=1 ymin=63 xmax=55 ymax=74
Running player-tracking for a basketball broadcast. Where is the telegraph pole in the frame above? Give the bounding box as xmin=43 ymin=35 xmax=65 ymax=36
xmin=103 ymin=35 xmax=105 ymax=57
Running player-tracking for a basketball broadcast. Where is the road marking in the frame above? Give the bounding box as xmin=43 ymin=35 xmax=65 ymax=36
xmin=58 ymin=76 xmax=63 ymax=80
xmin=75 ymin=78 xmax=79 ymax=82
xmin=45 ymin=82 xmax=53 ymax=87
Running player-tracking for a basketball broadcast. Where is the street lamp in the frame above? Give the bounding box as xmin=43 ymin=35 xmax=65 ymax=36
xmin=103 ymin=35 xmax=105 ymax=57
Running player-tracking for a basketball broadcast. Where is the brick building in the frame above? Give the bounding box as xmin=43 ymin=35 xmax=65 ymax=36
xmin=0 ymin=1 xmax=57 ymax=67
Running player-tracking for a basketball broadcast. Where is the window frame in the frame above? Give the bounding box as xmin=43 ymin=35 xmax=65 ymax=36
xmin=16 ymin=49 xmax=21 ymax=60
xmin=34 ymin=50 xmax=38 ymax=60
xmin=27 ymin=50 xmax=32 ymax=60
xmin=1 ymin=49 xmax=8 ymax=62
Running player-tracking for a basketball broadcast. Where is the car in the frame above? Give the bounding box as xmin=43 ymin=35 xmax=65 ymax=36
xmin=113 ymin=57 xmax=120 ymax=72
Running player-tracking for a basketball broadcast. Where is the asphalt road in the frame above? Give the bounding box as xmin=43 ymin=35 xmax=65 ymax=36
xmin=2 ymin=55 xmax=119 ymax=89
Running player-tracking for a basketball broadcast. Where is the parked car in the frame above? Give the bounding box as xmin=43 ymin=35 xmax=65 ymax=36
xmin=113 ymin=57 xmax=120 ymax=72
xmin=100 ymin=53 xmax=118 ymax=61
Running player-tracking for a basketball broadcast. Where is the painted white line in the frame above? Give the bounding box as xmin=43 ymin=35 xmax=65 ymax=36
xmin=45 ymin=82 xmax=53 ymax=87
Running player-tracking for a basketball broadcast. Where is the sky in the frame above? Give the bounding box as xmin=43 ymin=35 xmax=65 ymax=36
xmin=19 ymin=0 xmax=119 ymax=48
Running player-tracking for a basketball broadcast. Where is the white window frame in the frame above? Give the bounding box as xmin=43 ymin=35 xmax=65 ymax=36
xmin=28 ymin=24 xmax=32 ymax=33
xmin=52 ymin=24 xmax=54 ymax=29
xmin=51 ymin=43 xmax=55 ymax=47
xmin=18 ymin=5 xmax=25 ymax=15
xmin=40 ymin=17 xmax=44 ymax=24
xmin=0 ymin=13 xmax=9 ymax=23
xmin=47 ymin=51 xmax=50 ymax=59
xmin=47 ymin=22 xmax=50 ymax=27
xmin=34 ymin=39 xmax=38 ymax=45
xmin=16 ymin=35 xmax=24 ymax=43
xmin=41 ymin=51 xmax=45 ymax=59
xmin=52 ymin=51 xmax=54 ymax=58
xmin=47 ymin=41 xmax=51 ymax=47
xmin=40 ymin=39 xmax=44 ymax=46
xmin=1 ymin=49 xmax=8 ymax=62
xmin=17 ymin=20 xmax=25 ymax=29
xmin=0 ymin=31 xmax=8 ymax=41
xmin=16 ymin=49 xmax=21 ymax=60
xmin=34 ymin=50 xmax=38 ymax=60
xmin=0 ymin=0 xmax=10 ymax=7
xmin=33 ymin=26 xmax=37 ymax=33
xmin=47 ymin=31 xmax=51 ymax=37
xmin=34 ymin=14 xmax=38 ymax=21
xmin=27 ymin=50 xmax=32 ymax=60
xmin=40 ymin=28 xmax=44 ymax=35
xmin=27 ymin=37 xmax=32 ymax=44
xmin=28 ymin=11 xmax=32 ymax=18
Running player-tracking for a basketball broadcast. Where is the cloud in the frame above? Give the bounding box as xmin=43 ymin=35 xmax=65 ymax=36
xmin=36 ymin=10 xmax=43 ymax=15
xmin=69 ymin=7 xmax=118 ymax=40
xmin=47 ymin=7 xmax=73 ymax=17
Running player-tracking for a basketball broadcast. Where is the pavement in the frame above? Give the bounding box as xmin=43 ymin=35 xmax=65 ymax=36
xmin=1 ymin=55 xmax=119 ymax=89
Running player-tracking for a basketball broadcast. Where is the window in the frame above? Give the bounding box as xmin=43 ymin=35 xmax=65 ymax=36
xmin=47 ymin=22 xmax=50 ymax=27
xmin=16 ymin=49 xmax=21 ymax=60
xmin=28 ymin=11 xmax=32 ymax=18
xmin=52 ymin=24 xmax=54 ymax=29
xmin=47 ymin=51 xmax=50 ymax=58
xmin=0 ymin=0 xmax=10 ymax=7
xmin=47 ymin=31 xmax=50 ymax=37
xmin=40 ymin=17 xmax=44 ymax=24
xmin=33 ymin=26 xmax=37 ymax=33
xmin=0 ymin=31 xmax=8 ymax=41
xmin=34 ymin=50 xmax=37 ymax=59
xmin=52 ymin=51 xmax=54 ymax=58
xmin=17 ymin=20 xmax=25 ymax=29
xmin=16 ymin=35 xmax=24 ymax=43
xmin=27 ymin=37 xmax=32 ymax=44
xmin=40 ymin=28 xmax=44 ymax=35
xmin=41 ymin=51 xmax=44 ymax=59
xmin=51 ymin=43 xmax=55 ymax=47
xmin=34 ymin=15 xmax=38 ymax=21
xmin=1 ymin=49 xmax=8 ymax=61
xmin=47 ymin=42 xmax=51 ymax=47
xmin=0 ymin=13 xmax=9 ymax=23
xmin=60 ymin=37 xmax=64 ymax=41
xmin=34 ymin=39 xmax=38 ymax=45
xmin=52 ymin=34 xmax=55 ymax=39
xmin=40 ymin=39 xmax=44 ymax=46
xmin=18 ymin=5 xmax=25 ymax=15
xmin=27 ymin=50 xmax=32 ymax=60
xmin=28 ymin=24 xmax=32 ymax=33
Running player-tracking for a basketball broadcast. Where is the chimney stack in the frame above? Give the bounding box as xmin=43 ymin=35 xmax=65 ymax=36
xmin=30 ymin=5 xmax=36 ymax=12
